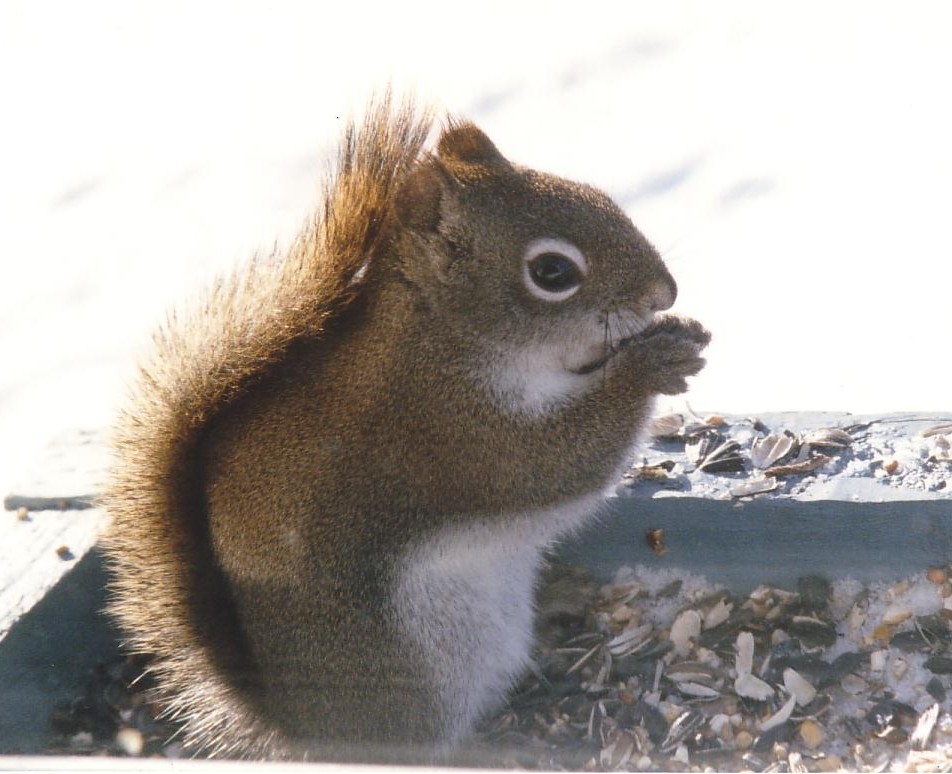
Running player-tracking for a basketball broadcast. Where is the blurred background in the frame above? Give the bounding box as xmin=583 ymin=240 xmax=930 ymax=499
xmin=1 ymin=1 xmax=950 ymax=498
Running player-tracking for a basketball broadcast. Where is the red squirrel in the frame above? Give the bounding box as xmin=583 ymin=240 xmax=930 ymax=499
xmin=103 ymin=95 xmax=709 ymax=760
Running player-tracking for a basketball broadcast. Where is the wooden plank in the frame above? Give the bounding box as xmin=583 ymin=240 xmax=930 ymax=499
xmin=1 ymin=430 xmax=109 ymax=642
xmin=2 ymin=429 xmax=107 ymax=512
xmin=558 ymin=411 xmax=952 ymax=592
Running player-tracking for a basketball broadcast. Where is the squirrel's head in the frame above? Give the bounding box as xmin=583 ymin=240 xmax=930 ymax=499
xmin=391 ymin=121 xmax=679 ymax=414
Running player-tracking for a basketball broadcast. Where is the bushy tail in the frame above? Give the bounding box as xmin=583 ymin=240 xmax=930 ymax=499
xmin=101 ymin=94 xmax=433 ymax=758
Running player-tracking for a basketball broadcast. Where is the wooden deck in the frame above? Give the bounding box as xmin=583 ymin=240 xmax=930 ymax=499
xmin=1 ymin=413 xmax=950 ymax=756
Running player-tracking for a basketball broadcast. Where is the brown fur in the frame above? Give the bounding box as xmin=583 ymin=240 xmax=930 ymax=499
xmin=103 ymin=94 xmax=433 ymax=758
xmin=102 ymin=94 xmax=709 ymax=761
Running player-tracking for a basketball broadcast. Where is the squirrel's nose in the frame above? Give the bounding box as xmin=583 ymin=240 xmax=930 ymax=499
xmin=648 ymin=273 xmax=677 ymax=312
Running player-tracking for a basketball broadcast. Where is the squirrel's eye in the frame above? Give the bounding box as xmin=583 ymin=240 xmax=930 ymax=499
xmin=523 ymin=238 xmax=588 ymax=302
xmin=529 ymin=253 xmax=582 ymax=292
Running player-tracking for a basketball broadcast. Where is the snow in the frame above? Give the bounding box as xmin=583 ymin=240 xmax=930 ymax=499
xmin=2 ymin=1 xmax=951 ymax=501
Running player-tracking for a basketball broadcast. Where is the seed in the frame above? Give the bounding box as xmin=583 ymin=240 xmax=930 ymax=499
xmin=882 ymin=604 xmax=913 ymax=626
xmin=797 ymin=575 xmax=832 ymax=612
xmin=840 ymin=673 xmax=868 ymax=695
xmin=890 ymin=629 xmax=933 ymax=653
xmin=764 ymin=455 xmax=832 ymax=478
xmin=927 ymin=567 xmax=948 ymax=584
xmin=686 ymin=432 xmax=716 ymax=465
xmin=666 ymin=661 xmax=720 ymax=686
xmin=698 ymin=439 xmax=746 ymax=473
xmin=924 ymin=655 xmax=952 ymax=674
xmin=703 ymin=598 xmax=733 ymax=629
xmin=742 ymin=751 xmax=768 ymax=771
xmin=801 ymin=428 xmax=853 ymax=449
xmin=869 ymin=649 xmax=887 ymax=672
xmin=926 ymin=676 xmax=946 ymax=703
xmin=676 ymin=681 xmax=720 ymax=698
xmin=605 ymin=622 xmax=652 ymax=658
xmin=650 ymin=413 xmax=684 ymax=438
xmin=783 ymin=668 xmax=817 ymax=706
xmin=876 ymin=725 xmax=909 ymax=745
xmin=735 ymin=672 xmax=774 ymax=701
xmin=892 ymin=656 xmax=909 ymax=680
xmin=659 ymin=709 xmax=704 ymax=753
xmin=760 ymin=694 xmax=797 ymax=732
xmin=672 ymin=744 xmax=690 ymax=765
xmin=55 ymin=545 xmax=73 ymax=560
xmin=600 ymin=728 xmax=635 ymax=769
xmin=69 ymin=731 xmax=94 ymax=749
xmin=792 ymin=694 xmax=832 ymax=721
xmin=631 ymin=462 xmax=673 ymax=481
xmin=16 ymin=506 xmax=29 ymax=521
xmin=883 ymin=458 xmax=900 ymax=475
xmin=787 ymin=616 xmax=836 ymax=648
xmin=750 ymin=432 xmax=797 ymax=470
xmin=867 ymin=699 xmax=918 ymax=731
xmin=848 ymin=602 xmax=867 ymax=632
xmin=735 ymin=631 xmax=755 ymax=676
xmin=911 ymin=704 xmax=940 ymax=750
xmin=611 ymin=603 xmax=636 ymax=624
xmin=709 ymin=713 xmax=731 ymax=739
xmin=645 ymin=528 xmax=666 ymax=557
xmin=669 ymin=609 xmax=701 ymax=656
xmin=873 ymin=623 xmax=895 ymax=642
xmin=752 ymin=720 xmax=794 ymax=751
xmin=115 ymin=727 xmax=144 ymax=756
xmin=730 ymin=478 xmax=778 ymax=498
xmin=816 ymin=754 xmax=843 ymax=772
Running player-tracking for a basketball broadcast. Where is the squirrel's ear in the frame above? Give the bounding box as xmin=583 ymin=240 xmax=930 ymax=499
xmin=437 ymin=121 xmax=510 ymax=171
xmin=393 ymin=162 xmax=447 ymax=235
xmin=394 ymin=121 xmax=509 ymax=235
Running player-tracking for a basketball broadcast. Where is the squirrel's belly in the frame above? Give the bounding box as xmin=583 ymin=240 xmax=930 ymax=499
xmin=391 ymin=492 xmax=604 ymax=742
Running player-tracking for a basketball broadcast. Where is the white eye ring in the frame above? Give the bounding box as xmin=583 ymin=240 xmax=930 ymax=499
xmin=522 ymin=238 xmax=588 ymax=302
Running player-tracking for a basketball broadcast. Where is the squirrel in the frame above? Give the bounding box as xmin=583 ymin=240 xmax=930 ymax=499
xmin=102 ymin=94 xmax=710 ymax=762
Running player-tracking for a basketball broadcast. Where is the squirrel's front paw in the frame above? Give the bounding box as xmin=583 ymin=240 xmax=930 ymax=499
xmin=624 ymin=315 xmax=711 ymax=395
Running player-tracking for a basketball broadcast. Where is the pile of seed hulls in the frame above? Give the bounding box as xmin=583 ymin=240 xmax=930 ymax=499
xmin=45 ymin=563 xmax=952 ymax=770
xmin=47 ymin=654 xmax=184 ymax=758
xmin=624 ymin=415 xmax=952 ymax=500
xmin=463 ymin=563 xmax=952 ymax=773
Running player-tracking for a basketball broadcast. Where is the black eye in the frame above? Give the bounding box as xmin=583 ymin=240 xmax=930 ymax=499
xmin=522 ymin=238 xmax=588 ymax=301
xmin=527 ymin=252 xmax=583 ymax=293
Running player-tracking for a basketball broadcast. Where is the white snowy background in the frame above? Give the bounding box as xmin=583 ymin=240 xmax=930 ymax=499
xmin=1 ymin=1 xmax=950 ymax=500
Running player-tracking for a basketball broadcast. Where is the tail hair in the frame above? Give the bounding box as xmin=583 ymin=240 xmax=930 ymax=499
xmin=101 ymin=93 xmax=434 ymax=757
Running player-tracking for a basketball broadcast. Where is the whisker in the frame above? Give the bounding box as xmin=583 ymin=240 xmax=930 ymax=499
xmin=610 ymin=309 xmax=626 ymax=351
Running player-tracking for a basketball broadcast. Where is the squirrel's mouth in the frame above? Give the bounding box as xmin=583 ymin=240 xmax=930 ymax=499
xmin=568 ymin=312 xmax=656 ymax=375
xmin=570 ymin=351 xmax=616 ymax=375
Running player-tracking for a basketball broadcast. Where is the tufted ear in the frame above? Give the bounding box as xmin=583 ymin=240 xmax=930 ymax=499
xmin=393 ymin=120 xmax=509 ymax=236
xmin=437 ymin=120 xmax=511 ymax=171
xmin=393 ymin=161 xmax=446 ymax=235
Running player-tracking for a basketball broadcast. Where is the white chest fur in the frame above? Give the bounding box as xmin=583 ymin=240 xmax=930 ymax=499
xmin=486 ymin=340 xmax=594 ymax=416
xmin=392 ymin=492 xmax=605 ymax=743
